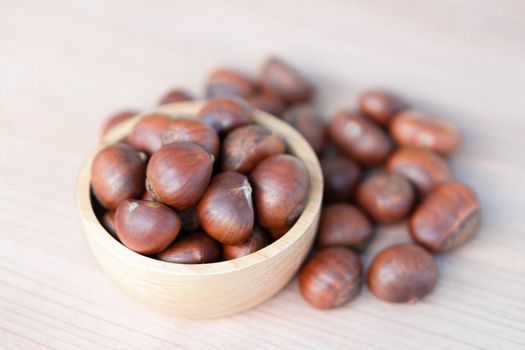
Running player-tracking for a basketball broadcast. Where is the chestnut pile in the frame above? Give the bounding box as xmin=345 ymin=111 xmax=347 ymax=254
xmin=95 ymin=56 xmax=480 ymax=310
xmin=93 ymin=96 xmax=311 ymax=263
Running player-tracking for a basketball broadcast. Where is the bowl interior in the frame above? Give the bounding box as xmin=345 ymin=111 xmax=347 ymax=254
xmin=77 ymin=101 xmax=323 ymax=275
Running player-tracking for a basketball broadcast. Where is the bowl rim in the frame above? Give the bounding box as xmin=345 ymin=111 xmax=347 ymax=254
xmin=76 ymin=101 xmax=323 ymax=275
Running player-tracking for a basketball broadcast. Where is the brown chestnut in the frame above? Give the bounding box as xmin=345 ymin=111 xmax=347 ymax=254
xmin=101 ymin=210 xmax=117 ymax=238
xmin=223 ymin=226 xmax=269 ymax=260
xmin=251 ymin=154 xmax=310 ymax=229
xmin=147 ymin=142 xmax=214 ymax=210
xmin=259 ymin=56 xmax=312 ymax=103
xmin=356 ymin=172 xmax=415 ymax=223
xmin=282 ymin=104 xmax=326 ymax=154
xmin=161 ymin=118 xmax=220 ymax=157
xmin=359 ymin=89 xmax=406 ymax=125
xmin=299 ymin=246 xmax=362 ymax=309
xmin=115 ymin=199 xmax=181 ymax=255
xmin=101 ymin=109 xmax=139 ymax=137
xmin=197 ymin=97 xmax=253 ymax=134
xmin=197 ymin=172 xmax=254 ymax=244
xmin=390 ymin=110 xmax=461 ymax=156
xmin=156 ymin=231 xmax=221 ymax=264
xmin=127 ymin=113 xmax=175 ymax=154
xmin=320 ymin=156 xmax=361 ymax=202
xmin=246 ymin=92 xmax=286 ymax=116
xmin=158 ymin=88 xmax=192 ymax=105
xmin=367 ymin=244 xmax=438 ymax=303
xmin=206 ymin=69 xmax=255 ymax=98
xmin=386 ymin=148 xmax=452 ymax=195
xmin=91 ymin=143 xmax=147 ymax=209
xmin=317 ymin=204 xmax=372 ymax=251
xmin=329 ymin=111 xmax=393 ymax=166
xmin=409 ymin=182 xmax=480 ymax=252
xmin=222 ymin=124 xmax=286 ymax=173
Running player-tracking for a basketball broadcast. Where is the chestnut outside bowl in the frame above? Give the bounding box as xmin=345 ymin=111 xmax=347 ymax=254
xmin=76 ymin=101 xmax=323 ymax=319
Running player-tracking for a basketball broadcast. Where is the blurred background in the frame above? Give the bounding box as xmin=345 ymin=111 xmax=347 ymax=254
xmin=1 ymin=1 xmax=524 ymax=349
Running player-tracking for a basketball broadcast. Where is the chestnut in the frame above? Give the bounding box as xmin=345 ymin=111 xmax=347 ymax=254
xmin=101 ymin=210 xmax=117 ymax=238
xmin=282 ymin=104 xmax=326 ymax=154
xmin=222 ymin=124 xmax=285 ymax=173
xmin=409 ymin=182 xmax=480 ymax=252
xmin=101 ymin=109 xmax=139 ymax=137
xmin=206 ymin=69 xmax=255 ymax=98
xmin=251 ymin=154 xmax=310 ymax=229
xmin=158 ymin=88 xmax=192 ymax=105
xmin=223 ymin=226 xmax=269 ymax=260
xmin=178 ymin=207 xmax=200 ymax=232
xmin=259 ymin=56 xmax=312 ymax=103
xmin=197 ymin=172 xmax=254 ymax=244
xmin=246 ymin=92 xmax=287 ymax=116
xmin=161 ymin=118 xmax=220 ymax=157
xmin=91 ymin=143 xmax=147 ymax=209
xmin=147 ymin=142 xmax=214 ymax=210
xmin=299 ymin=246 xmax=362 ymax=309
xmin=317 ymin=204 xmax=372 ymax=251
xmin=367 ymin=244 xmax=438 ymax=303
xmin=320 ymin=156 xmax=361 ymax=202
xmin=329 ymin=110 xmax=393 ymax=166
xmin=359 ymin=89 xmax=406 ymax=125
xmin=115 ymin=199 xmax=181 ymax=255
xmin=386 ymin=148 xmax=452 ymax=195
xmin=356 ymin=172 xmax=415 ymax=223
xmin=390 ymin=110 xmax=461 ymax=156
xmin=156 ymin=231 xmax=221 ymax=264
xmin=197 ymin=97 xmax=253 ymax=134
xmin=127 ymin=113 xmax=175 ymax=154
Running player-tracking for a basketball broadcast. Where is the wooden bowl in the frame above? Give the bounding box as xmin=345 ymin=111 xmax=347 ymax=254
xmin=76 ymin=101 xmax=323 ymax=318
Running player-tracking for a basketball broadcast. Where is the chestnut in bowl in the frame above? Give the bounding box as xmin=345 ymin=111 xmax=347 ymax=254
xmin=77 ymin=100 xmax=323 ymax=318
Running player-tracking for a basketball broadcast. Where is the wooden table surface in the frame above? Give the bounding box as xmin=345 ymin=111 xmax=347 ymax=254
xmin=1 ymin=1 xmax=524 ymax=349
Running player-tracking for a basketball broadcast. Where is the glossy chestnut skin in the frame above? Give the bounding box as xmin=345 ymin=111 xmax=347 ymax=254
xmin=115 ymin=199 xmax=181 ymax=255
xmin=282 ymin=104 xmax=326 ymax=154
xmin=320 ymin=156 xmax=361 ymax=202
xmin=329 ymin=111 xmax=393 ymax=166
xmin=101 ymin=109 xmax=139 ymax=137
xmin=409 ymin=182 xmax=480 ymax=252
xmin=91 ymin=143 xmax=147 ymax=209
xmin=197 ymin=97 xmax=253 ymax=134
xmin=268 ymin=225 xmax=292 ymax=241
xmin=197 ymin=172 xmax=254 ymax=245
xmin=259 ymin=56 xmax=312 ymax=103
xmin=367 ymin=244 xmax=438 ymax=303
xmin=251 ymin=154 xmax=310 ymax=229
xmin=222 ymin=124 xmax=286 ymax=173
xmin=317 ymin=204 xmax=372 ymax=251
xmin=356 ymin=172 xmax=415 ymax=223
xmin=246 ymin=92 xmax=286 ymax=116
xmin=299 ymin=247 xmax=362 ymax=309
xmin=386 ymin=148 xmax=452 ymax=195
xmin=206 ymin=69 xmax=255 ymax=98
xmin=147 ymin=142 xmax=214 ymax=210
xmin=390 ymin=110 xmax=461 ymax=156
xmin=101 ymin=210 xmax=117 ymax=238
xmin=161 ymin=118 xmax=220 ymax=157
xmin=157 ymin=88 xmax=192 ymax=105
xmin=359 ymin=90 xmax=406 ymax=125
xmin=127 ymin=113 xmax=174 ymax=154
xmin=222 ymin=226 xmax=269 ymax=260
xmin=156 ymin=231 xmax=221 ymax=264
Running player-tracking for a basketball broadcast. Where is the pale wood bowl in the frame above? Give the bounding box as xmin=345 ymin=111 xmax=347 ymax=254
xmin=76 ymin=101 xmax=323 ymax=319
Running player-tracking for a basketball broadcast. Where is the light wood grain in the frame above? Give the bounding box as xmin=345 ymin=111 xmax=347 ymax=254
xmin=77 ymin=101 xmax=323 ymax=318
xmin=1 ymin=0 xmax=524 ymax=348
